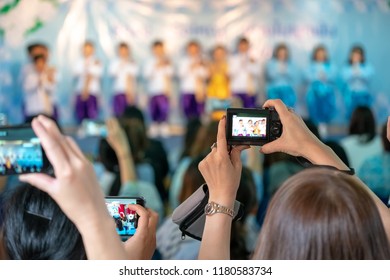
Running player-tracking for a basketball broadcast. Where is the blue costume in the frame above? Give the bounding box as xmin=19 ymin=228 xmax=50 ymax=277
xmin=342 ymin=63 xmax=374 ymax=118
xmin=265 ymin=59 xmax=296 ymax=107
xmin=305 ymin=62 xmax=337 ymax=123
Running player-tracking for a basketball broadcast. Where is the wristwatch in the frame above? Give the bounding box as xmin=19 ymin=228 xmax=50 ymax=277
xmin=204 ymin=201 xmax=235 ymax=218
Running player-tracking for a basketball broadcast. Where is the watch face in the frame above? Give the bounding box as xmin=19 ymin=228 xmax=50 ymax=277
xmin=205 ymin=203 xmax=213 ymax=214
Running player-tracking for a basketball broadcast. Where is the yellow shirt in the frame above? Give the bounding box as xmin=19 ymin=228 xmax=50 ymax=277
xmin=207 ymin=62 xmax=230 ymax=99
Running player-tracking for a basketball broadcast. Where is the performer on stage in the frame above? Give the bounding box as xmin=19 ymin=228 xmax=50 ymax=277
xmin=229 ymin=37 xmax=259 ymax=108
xmin=342 ymin=45 xmax=374 ymax=119
xmin=206 ymin=45 xmax=230 ymax=120
xmin=305 ymin=45 xmax=337 ymax=124
xmin=178 ymin=40 xmax=207 ymax=119
xmin=21 ymin=51 xmax=58 ymax=123
xmin=73 ymin=41 xmax=103 ymax=123
xmin=143 ymin=40 xmax=173 ymax=137
xmin=109 ymin=42 xmax=139 ymax=117
xmin=265 ymin=43 xmax=296 ymax=108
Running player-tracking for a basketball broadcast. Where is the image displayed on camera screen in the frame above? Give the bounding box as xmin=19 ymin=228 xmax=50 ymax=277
xmin=106 ymin=199 xmax=138 ymax=236
xmin=232 ymin=114 xmax=267 ymax=138
xmin=0 ymin=133 xmax=43 ymax=175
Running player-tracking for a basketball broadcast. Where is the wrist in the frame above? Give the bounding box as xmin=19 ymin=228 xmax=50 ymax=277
xmin=208 ymin=194 xmax=235 ymax=209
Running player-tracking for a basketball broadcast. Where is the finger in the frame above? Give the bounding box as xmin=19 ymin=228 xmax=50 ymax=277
xmin=65 ymin=136 xmax=85 ymax=161
xmin=32 ymin=118 xmax=70 ymax=171
xmin=125 ymin=204 xmax=150 ymax=232
xmin=230 ymin=145 xmax=250 ymax=169
xmin=260 ymin=139 xmax=283 ymax=154
xmin=216 ymin=116 xmax=228 ymax=156
xmin=19 ymin=173 xmax=56 ymax=195
xmin=263 ymin=99 xmax=290 ymax=119
xmin=147 ymin=209 xmax=159 ymax=232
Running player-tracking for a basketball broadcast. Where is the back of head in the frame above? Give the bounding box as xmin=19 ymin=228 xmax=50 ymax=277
xmin=349 ymin=106 xmax=376 ymax=142
xmin=120 ymin=118 xmax=148 ymax=163
xmin=181 ymin=118 xmax=202 ymax=159
xmin=381 ymin=122 xmax=390 ymax=152
xmin=190 ymin=121 xmax=218 ymax=157
xmin=1 ymin=184 xmax=85 ymax=260
xmin=179 ymin=155 xmax=206 ymax=203
xmin=254 ymin=168 xmax=390 ymax=260
xmin=121 ymin=106 xmax=145 ymax=128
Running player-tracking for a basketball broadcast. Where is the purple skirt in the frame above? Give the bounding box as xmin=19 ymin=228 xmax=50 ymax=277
xmin=113 ymin=93 xmax=128 ymax=117
xmin=149 ymin=94 xmax=169 ymax=122
xmin=75 ymin=94 xmax=98 ymax=123
xmin=233 ymin=92 xmax=256 ymax=108
xmin=181 ymin=93 xmax=204 ymax=119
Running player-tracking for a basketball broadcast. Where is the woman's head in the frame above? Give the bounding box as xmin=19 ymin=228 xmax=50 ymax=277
xmin=349 ymin=106 xmax=376 ymax=142
xmin=273 ymin=43 xmax=289 ymax=61
xmin=179 ymin=155 xmax=206 ymax=203
xmin=349 ymin=45 xmax=365 ymax=65
xmin=181 ymin=118 xmax=202 ymax=159
xmin=1 ymin=184 xmax=86 ymax=259
xmin=254 ymin=168 xmax=390 ymax=259
xmin=190 ymin=121 xmax=219 ymax=157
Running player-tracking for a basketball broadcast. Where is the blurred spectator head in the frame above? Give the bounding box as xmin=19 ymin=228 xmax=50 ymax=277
xmin=190 ymin=120 xmax=218 ymax=157
xmin=179 ymin=155 xmax=205 ymax=203
xmin=120 ymin=118 xmax=148 ymax=163
xmin=83 ymin=40 xmax=95 ymax=57
xmin=349 ymin=45 xmax=365 ymax=65
xmin=181 ymin=118 xmax=202 ymax=159
xmin=381 ymin=122 xmax=390 ymax=152
xmin=1 ymin=184 xmax=86 ymax=260
xmin=273 ymin=43 xmax=289 ymax=62
xmin=254 ymin=168 xmax=390 ymax=259
xmin=312 ymin=45 xmax=328 ymax=63
xmin=122 ymin=106 xmax=145 ymax=127
xmin=186 ymin=40 xmax=201 ymax=56
xmin=349 ymin=106 xmax=376 ymax=142
xmin=26 ymin=43 xmax=48 ymax=60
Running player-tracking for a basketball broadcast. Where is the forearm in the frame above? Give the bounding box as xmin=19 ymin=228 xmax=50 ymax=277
xmin=118 ymin=154 xmax=137 ymax=184
xmin=79 ymin=212 xmax=127 ymax=259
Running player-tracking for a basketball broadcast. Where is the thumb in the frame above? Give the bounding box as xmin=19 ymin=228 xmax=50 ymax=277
xmin=230 ymin=145 xmax=250 ymax=169
xmin=260 ymin=139 xmax=282 ymax=154
xmin=19 ymin=174 xmax=55 ymax=195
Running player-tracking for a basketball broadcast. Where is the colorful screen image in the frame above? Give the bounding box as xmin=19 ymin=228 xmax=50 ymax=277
xmin=0 ymin=137 xmax=43 ymax=175
xmin=232 ymin=115 xmax=267 ymax=138
xmin=106 ymin=199 xmax=139 ymax=236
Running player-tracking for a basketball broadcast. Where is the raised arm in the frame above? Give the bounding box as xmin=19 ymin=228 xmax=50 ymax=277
xmin=261 ymin=99 xmax=390 ymax=240
xmin=198 ymin=117 xmax=249 ymax=259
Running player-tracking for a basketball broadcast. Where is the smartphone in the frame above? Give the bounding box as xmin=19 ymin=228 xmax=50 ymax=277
xmin=105 ymin=197 xmax=145 ymax=240
xmin=0 ymin=125 xmax=50 ymax=175
xmin=226 ymin=107 xmax=282 ymax=146
xmin=80 ymin=120 xmax=107 ymax=138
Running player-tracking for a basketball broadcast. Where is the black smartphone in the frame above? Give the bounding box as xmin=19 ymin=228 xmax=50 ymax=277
xmin=105 ymin=197 xmax=145 ymax=240
xmin=226 ymin=107 xmax=283 ymax=146
xmin=0 ymin=125 xmax=50 ymax=175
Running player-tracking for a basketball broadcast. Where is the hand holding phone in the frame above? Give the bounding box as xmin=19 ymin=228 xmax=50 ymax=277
xmin=0 ymin=125 xmax=50 ymax=175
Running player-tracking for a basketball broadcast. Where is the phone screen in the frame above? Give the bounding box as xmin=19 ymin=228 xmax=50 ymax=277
xmin=105 ymin=197 xmax=144 ymax=238
xmin=0 ymin=126 xmax=48 ymax=175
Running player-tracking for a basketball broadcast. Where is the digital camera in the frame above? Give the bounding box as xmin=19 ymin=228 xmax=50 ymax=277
xmin=226 ymin=107 xmax=282 ymax=146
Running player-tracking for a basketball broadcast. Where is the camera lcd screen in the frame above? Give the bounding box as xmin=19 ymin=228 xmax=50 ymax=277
xmin=105 ymin=198 xmax=143 ymax=237
xmin=231 ymin=114 xmax=267 ymax=139
xmin=0 ymin=127 xmax=44 ymax=175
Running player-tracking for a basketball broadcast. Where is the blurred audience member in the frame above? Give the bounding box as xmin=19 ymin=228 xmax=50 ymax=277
xmin=359 ymin=123 xmax=390 ymax=204
xmin=1 ymin=184 xmax=86 ymax=259
xmin=109 ymin=42 xmax=139 ymax=116
xmin=73 ymin=41 xmax=103 ymax=122
xmin=265 ymin=43 xmax=296 ymax=107
xmin=305 ymin=45 xmax=337 ymax=124
xmin=340 ymin=106 xmax=381 ymax=176
xmin=229 ymin=37 xmax=259 ymax=108
xmin=342 ymin=45 xmax=374 ymax=119
xmin=178 ymin=40 xmax=207 ymax=119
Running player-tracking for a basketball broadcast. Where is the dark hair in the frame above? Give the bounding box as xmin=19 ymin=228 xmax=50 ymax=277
xmin=273 ymin=43 xmax=289 ymax=60
xmin=237 ymin=37 xmax=249 ymax=46
xmin=32 ymin=54 xmax=46 ymax=63
xmin=348 ymin=106 xmax=376 ymax=142
xmin=1 ymin=184 xmax=86 ymax=260
xmin=254 ymin=168 xmax=390 ymax=259
xmin=190 ymin=121 xmax=218 ymax=157
xmin=348 ymin=45 xmax=365 ymax=65
xmin=180 ymin=118 xmax=202 ymax=159
xmin=118 ymin=42 xmax=129 ymax=49
xmin=120 ymin=118 xmax=148 ymax=163
xmin=312 ymin=45 xmax=328 ymax=62
xmin=27 ymin=43 xmax=47 ymax=55
xmin=231 ymin=167 xmax=257 ymax=260
xmin=179 ymin=155 xmax=206 ymax=203
xmin=152 ymin=40 xmax=163 ymax=48
xmin=122 ymin=106 xmax=145 ymax=127
xmin=381 ymin=122 xmax=390 ymax=152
